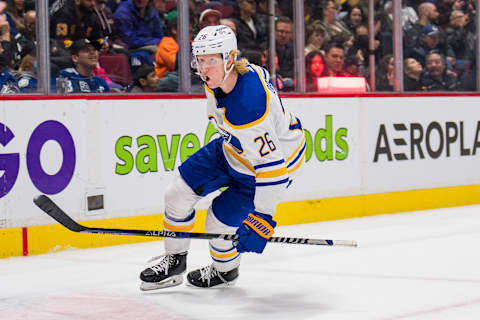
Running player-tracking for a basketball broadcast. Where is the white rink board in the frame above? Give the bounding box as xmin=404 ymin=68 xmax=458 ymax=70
xmin=360 ymin=97 xmax=480 ymax=193
xmin=1 ymin=96 xmax=479 ymax=228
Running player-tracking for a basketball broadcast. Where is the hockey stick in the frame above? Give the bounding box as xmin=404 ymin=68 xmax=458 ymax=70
xmin=33 ymin=195 xmax=358 ymax=247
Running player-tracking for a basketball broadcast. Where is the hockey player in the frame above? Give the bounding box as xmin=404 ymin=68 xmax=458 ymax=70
xmin=140 ymin=25 xmax=306 ymax=290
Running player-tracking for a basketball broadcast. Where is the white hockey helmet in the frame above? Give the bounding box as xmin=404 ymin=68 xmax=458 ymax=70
xmin=192 ymin=25 xmax=237 ymax=64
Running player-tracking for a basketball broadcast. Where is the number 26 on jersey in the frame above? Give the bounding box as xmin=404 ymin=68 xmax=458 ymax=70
xmin=254 ymin=132 xmax=276 ymax=157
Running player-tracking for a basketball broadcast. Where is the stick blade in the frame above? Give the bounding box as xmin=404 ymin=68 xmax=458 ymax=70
xmin=33 ymin=195 xmax=86 ymax=232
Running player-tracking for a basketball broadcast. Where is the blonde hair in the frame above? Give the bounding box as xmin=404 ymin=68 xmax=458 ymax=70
xmin=230 ymin=49 xmax=249 ymax=75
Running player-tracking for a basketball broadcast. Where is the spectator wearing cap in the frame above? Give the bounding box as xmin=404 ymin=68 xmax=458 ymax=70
xmin=232 ymin=0 xmax=267 ymax=53
xmin=404 ymin=24 xmax=455 ymax=67
xmin=57 ymin=39 xmax=110 ymax=93
xmin=199 ymin=8 xmax=222 ymax=29
xmin=128 ymin=64 xmax=160 ymax=92
xmin=113 ymin=0 xmax=164 ymax=53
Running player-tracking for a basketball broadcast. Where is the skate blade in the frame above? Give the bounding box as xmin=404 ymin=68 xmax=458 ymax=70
xmin=186 ymin=278 xmax=237 ymax=289
xmin=140 ymin=275 xmax=184 ymax=291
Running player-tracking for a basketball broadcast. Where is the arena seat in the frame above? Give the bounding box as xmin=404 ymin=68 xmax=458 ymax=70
xmin=99 ymin=54 xmax=133 ymax=87
xmin=211 ymin=5 xmax=234 ymax=18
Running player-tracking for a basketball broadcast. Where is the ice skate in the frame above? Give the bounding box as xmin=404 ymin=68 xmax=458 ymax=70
xmin=139 ymin=252 xmax=187 ymax=291
xmin=187 ymin=264 xmax=238 ymax=288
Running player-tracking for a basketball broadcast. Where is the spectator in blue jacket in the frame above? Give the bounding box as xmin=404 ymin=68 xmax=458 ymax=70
xmin=113 ymin=0 xmax=164 ymax=53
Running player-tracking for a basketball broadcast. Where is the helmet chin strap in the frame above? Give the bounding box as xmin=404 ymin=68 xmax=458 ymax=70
xmin=218 ymin=52 xmax=236 ymax=88
xmin=219 ymin=62 xmax=235 ymax=88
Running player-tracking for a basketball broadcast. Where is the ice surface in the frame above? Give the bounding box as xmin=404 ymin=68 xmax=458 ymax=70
xmin=1 ymin=205 xmax=480 ymax=320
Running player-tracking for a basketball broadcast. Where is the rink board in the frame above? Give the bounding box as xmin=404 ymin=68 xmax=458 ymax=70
xmin=1 ymin=95 xmax=480 ymax=257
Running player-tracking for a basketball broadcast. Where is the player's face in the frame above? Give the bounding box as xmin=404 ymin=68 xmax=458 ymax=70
xmin=196 ymin=53 xmax=226 ymax=88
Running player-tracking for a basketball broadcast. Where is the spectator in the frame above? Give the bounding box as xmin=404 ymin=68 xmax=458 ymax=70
xmin=220 ymin=18 xmax=237 ymax=35
xmin=404 ymin=57 xmax=424 ymax=91
xmin=242 ymin=49 xmax=263 ymax=66
xmin=375 ymin=0 xmax=394 ymax=56
xmin=343 ymin=6 xmax=366 ymax=34
xmin=128 ymin=64 xmax=160 ymax=92
xmin=305 ymin=50 xmax=325 ymax=92
xmin=12 ymin=9 xmax=34 ymax=67
xmin=405 ymin=2 xmax=439 ymax=48
xmin=319 ymin=0 xmax=352 ymax=45
xmin=152 ymin=0 xmax=167 ymax=19
xmin=50 ymin=0 xmax=103 ymax=43
xmin=420 ymin=52 xmax=457 ymax=91
xmin=16 ymin=53 xmax=36 ymax=92
xmin=275 ymin=16 xmax=294 ymax=80
xmin=305 ymin=21 xmax=325 ymax=56
xmin=154 ymin=16 xmax=179 ymax=79
xmin=445 ymin=10 xmax=475 ymax=67
xmin=16 ymin=52 xmax=60 ymax=93
xmin=255 ymin=0 xmax=271 ymax=27
xmin=5 ymin=0 xmax=25 ymax=35
xmin=57 ymin=39 xmax=110 ymax=93
xmin=405 ymin=24 xmax=454 ymax=67
xmin=93 ymin=0 xmax=128 ymax=53
xmin=345 ymin=24 xmax=380 ymax=76
xmin=321 ymin=40 xmax=348 ymax=77
xmin=375 ymin=54 xmax=394 ymax=91
xmin=0 ymin=10 xmax=18 ymax=93
xmin=233 ymin=0 xmax=267 ymax=53
xmin=343 ymin=55 xmax=361 ymax=77
xmin=199 ymin=8 xmax=222 ymax=29
xmin=304 ymin=0 xmax=323 ymax=24
xmin=156 ymin=68 xmax=203 ymax=93
xmin=277 ymin=0 xmax=293 ymax=19
xmin=401 ymin=1 xmax=418 ymax=30
xmin=113 ymin=0 xmax=164 ymax=53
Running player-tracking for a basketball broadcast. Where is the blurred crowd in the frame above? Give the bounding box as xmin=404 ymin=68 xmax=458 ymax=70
xmin=0 ymin=0 xmax=476 ymax=94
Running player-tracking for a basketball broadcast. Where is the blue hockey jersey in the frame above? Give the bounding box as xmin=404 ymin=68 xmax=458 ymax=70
xmin=58 ymin=68 xmax=110 ymax=93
